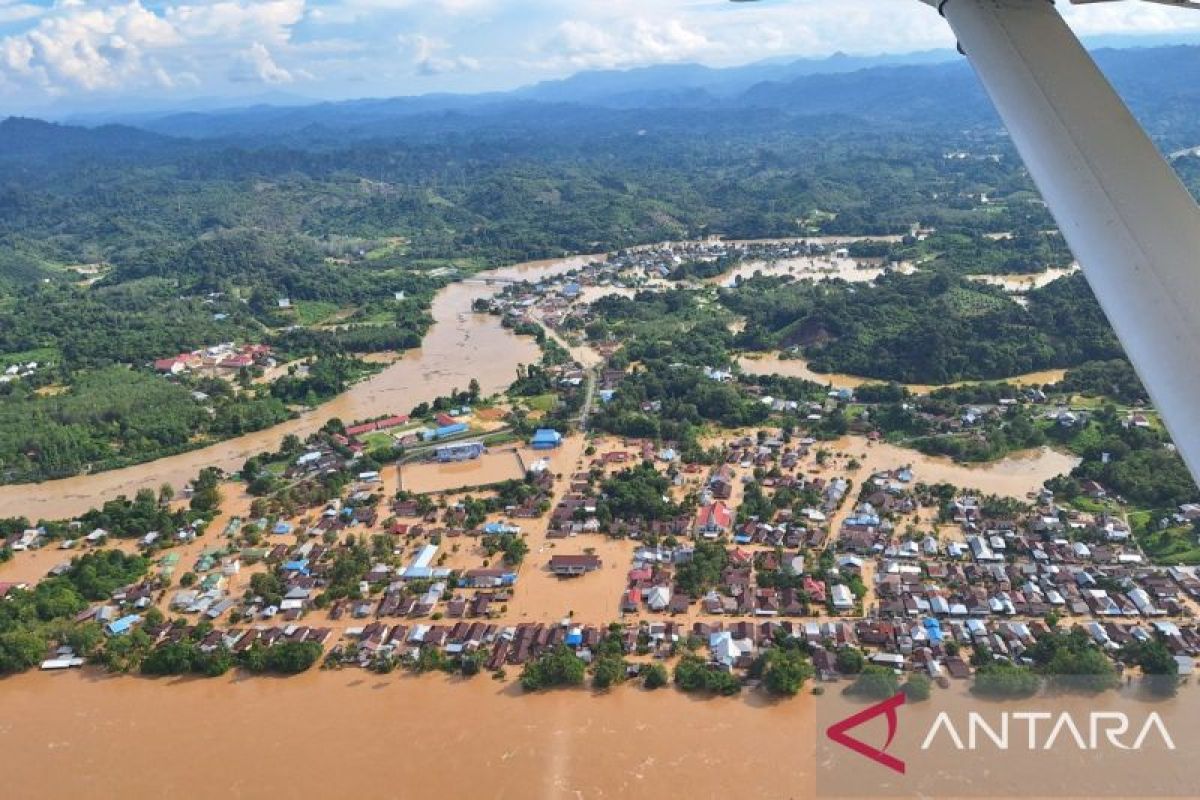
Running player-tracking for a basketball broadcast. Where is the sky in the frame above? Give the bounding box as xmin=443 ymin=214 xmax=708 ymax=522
xmin=1 ymin=0 xmax=1199 ymax=114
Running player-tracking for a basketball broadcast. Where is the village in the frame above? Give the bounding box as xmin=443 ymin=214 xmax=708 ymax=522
xmin=4 ymin=405 xmax=1198 ymax=691
xmin=0 ymin=237 xmax=1194 ymax=697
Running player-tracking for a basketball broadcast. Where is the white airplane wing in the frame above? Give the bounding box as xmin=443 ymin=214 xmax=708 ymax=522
xmin=925 ymin=0 xmax=1200 ymax=481
xmin=1070 ymin=0 xmax=1200 ymax=8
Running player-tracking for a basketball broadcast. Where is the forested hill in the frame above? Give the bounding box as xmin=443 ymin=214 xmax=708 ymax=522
xmin=65 ymin=44 xmax=1200 ymax=149
xmin=0 ymin=118 xmax=178 ymax=162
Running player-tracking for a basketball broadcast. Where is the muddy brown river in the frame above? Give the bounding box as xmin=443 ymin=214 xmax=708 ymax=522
xmin=0 ymin=668 xmax=816 ymax=800
xmin=0 ymin=256 xmax=593 ymax=520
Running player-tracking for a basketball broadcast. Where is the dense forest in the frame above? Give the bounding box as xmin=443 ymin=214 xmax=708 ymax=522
xmin=725 ymin=272 xmax=1123 ymax=384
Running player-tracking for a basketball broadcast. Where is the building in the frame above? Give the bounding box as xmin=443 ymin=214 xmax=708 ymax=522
xmin=694 ymin=501 xmax=733 ymax=539
xmin=549 ymin=554 xmax=602 ymax=576
xmin=531 ymin=429 xmax=563 ymax=450
xmin=426 ymin=423 xmax=469 ymax=441
xmin=435 ymin=441 xmax=485 ymax=462
xmin=105 ymin=614 xmax=142 ymax=637
xmin=831 ymin=584 xmax=855 ymax=611
xmin=404 ymin=544 xmax=439 ymax=580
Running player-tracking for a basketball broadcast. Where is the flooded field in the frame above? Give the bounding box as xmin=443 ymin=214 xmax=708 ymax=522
xmin=833 ymin=438 xmax=1080 ymax=499
xmin=0 ymin=668 xmax=816 ymax=800
xmin=0 ymin=255 xmax=592 ymax=521
xmin=716 ymin=256 xmax=915 ymax=287
xmin=0 ymin=543 xmax=91 ymax=586
xmin=969 ymin=265 xmax=1079 ymax=292
xmin=738 ymin=353 xmax=1068 ymax=394
xmin=400 ymin=449 xmax=527 ymax=494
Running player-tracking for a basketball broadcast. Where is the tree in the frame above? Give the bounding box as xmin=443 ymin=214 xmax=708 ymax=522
xmin=520 ymin=645 xmax=586 ymax=691
xmin=643 ymin=663 xmax=669 ymax=690
xmin=835 ymin=647 xmax=865 ymax=675
xmin=239 ymin=641 xmax=322 ymax=674
xmin=592 ymin=654 xmax=627 ymax=690
xmin=0 ymin=629 xmax=47 ymax=673
xmin=902 ymin=673 xmax=932 ymax=702
xmin=762 ymin=649 xmax=814 ymax=697
xmin=848 ymin=666 xmax=900 ymax=700
xmin=1120 ymin=640 xmax=1180 ymax=697
xmin=973 ymin=663 xmax=1041 ymax=698
xmin=674 ymin=654 xmax=741 ymax=696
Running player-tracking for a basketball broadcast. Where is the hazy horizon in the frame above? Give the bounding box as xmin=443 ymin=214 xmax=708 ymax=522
xmin=3 ymin=0 xmax=1200 ymax=119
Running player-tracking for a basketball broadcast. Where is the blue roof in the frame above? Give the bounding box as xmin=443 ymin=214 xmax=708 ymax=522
xmin=531 ymin=429 xmax=562 ymax=444
xmin=283 ymin=559 xmax=310 ymax=573
xmin=565 ymin=631 xmax=583 ymax=646
xmin=923 ymin=617 xmax=944 ymax=643
xmin=273 ymin=521 xmax=293 ymax=534
xmin=106 ymin=614 xmax=142 ymax=636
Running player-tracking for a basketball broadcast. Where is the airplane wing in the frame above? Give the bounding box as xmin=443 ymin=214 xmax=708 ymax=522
xmin=731 ymin=0 xmax=1200 ymax=480
xmin=925 ymin=0 xmax=1200 ymax=482
xmin=1070 ymin=0 xmax=1200 ymax=8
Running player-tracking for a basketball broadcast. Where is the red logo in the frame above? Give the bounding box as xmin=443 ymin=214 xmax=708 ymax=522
xmin=825 ymin=692 xmax=907 ymax=774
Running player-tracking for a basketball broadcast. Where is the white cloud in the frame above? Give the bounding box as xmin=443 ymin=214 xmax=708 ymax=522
xmin=0 ymin=1 xmax=180 ymax=92
xmin=0 ymin=0 xmax=309 ymax=96
xmin=540 ymin=17 xmax=713 ymax=70
xmin=230 ymin=41 xmax=294 ymax=84
xmin=399 ymin=32 xmax=480 ymax=76
xmin=0 ymin=2 xmax=43 ymax=25
xmin=166 ymin=0 xmax=305 ymax=45
xmin=1 ymin=0 xmax=1198 ymax=108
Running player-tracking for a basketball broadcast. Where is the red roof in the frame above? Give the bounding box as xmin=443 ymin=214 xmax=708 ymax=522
xmin=696 ymin=501 xmax=733 ymax=531
xmin=435 ymin=413 xmax=457 ymax=427
xmin=345 ymin=422 xmax=378 ymax=437
xmin=375 ymin=415 xmax=409 ymax=430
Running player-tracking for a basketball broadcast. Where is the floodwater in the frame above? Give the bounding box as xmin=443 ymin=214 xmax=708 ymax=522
xmin=716 ymin=256 xmax=915 ymax=288
xmin=0 ymin=256 xmax=592 ymax=521
xmin=0 ymin=543 xmax=88 ymax=586
xmin=969 ymin=265 xmax=1079 ymax=292
xmin=827 ymin=437 xmax=1079 ymax=499
xmin=738 ymin=353 xmax=1067 ymax=394
xmin=0 ymin=668 xmax=816 ymax=800
xmin=399 ymin=449 xmax=527 ymax=495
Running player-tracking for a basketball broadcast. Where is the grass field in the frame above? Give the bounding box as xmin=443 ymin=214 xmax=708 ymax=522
xmin=523 ymin=393 xmax=559 ymax=413
xmin=291 ymin=300 xmax=343 ymax=326
xmin=0 ymin=347 xmax=59 ymax=369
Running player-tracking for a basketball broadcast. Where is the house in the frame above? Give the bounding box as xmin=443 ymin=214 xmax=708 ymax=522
xmin=549 ymin=555 xmax=602 ymax=576
xmin=531 ymin=429 xmax=563 ymax=450
xmin=105 ymin=614 xmax=142 ymax=636
xmin=694 ymin=501 xmax=733 ymax=538
xmin=403 ymin=545 xmax=439 ymax=579
xmin=831 ymin=584 xmax=855 ymax=611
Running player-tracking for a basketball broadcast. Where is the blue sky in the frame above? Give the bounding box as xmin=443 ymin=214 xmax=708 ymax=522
xmin=2 ymin=0 xmax=1199 ymax=113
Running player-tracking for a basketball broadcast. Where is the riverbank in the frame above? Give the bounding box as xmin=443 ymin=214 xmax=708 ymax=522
xmin=738 ymin=353 xmax=1068 ymax=394
xmin=0 ymin=667 xmax=815 ymax=800
xmin=0 ymin=255 xmax=592 ymax=521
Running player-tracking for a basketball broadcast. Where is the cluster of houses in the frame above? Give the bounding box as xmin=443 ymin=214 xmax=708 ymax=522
xmin=0 ymin=359 xmax=41 ymax=384
xmin=153 ymin=342 xmax=274 ymax=377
